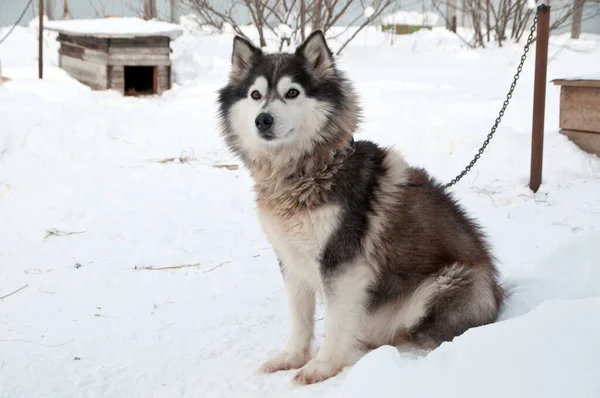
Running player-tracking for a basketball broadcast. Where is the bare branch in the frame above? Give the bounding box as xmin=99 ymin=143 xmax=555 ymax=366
xmin=335 ymin=0 xmax=396 ymax=55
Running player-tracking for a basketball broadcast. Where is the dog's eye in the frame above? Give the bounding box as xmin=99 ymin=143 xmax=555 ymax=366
xmin=250 ymin=90 xmax=262 ymax=100
xmin=286 ymin=89 xmax=300 ymax=99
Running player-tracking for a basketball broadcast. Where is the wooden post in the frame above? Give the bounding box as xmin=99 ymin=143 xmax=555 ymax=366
xmin=39 ymin=0 xmax=44 ymax=79
xmin=170 ymin=0 xmax=179 ymax=23
xmin=144 ymin=0 xmax=157 ymax=20
xmin=64 ymin=0 xmax=69 ymax=19
xmin=529 ymin=5 xmax=550 ymax=193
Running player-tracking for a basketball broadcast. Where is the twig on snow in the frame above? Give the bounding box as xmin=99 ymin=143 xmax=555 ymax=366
xmin=149 ymin=150 xmax=199 ymax=166
xmin=203 ymin=261 xmax=232 ymax=273
xmin=44 ymin=228 xmax=86 ymax=239
xmin=0 ymin=284 xmax=29 ymax=300
xmin=39 ymin=287 xmax=56 ymax=295
xmin=211 ymin=164 xmax=239 ymax=170
xmin=135 ymin=263 xmax=201 ymax=271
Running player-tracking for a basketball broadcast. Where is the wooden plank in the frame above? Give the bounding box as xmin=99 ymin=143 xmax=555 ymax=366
xmin=109 ymin=36 xmax=170 ymax=48
xmin=108 ymin=53 xmax=171 ymax=66
xmin=106 ymin=64 xmax=111 ymax=90
xmin=553 ymin=79 xmax=600 ymax=88
xmin=108 ymin=46 xmax=171 ymax=55
xmin=108 ymin=66 xmax=124 ymax=92
xmin=59 ymin=43 xmax=84 ymax=59
xmin=154 ymin=66 xmax=170 ymax=94
xmin=59 ymin=43 xmax=108 ymax=64
xmin=559 ymin=86 xmax=600 ymax=133
xmin=58 ymin=34 xmax=109 ymax=51
xmin=561 ymin=129 xmax=600 ymax=156
xmin=60 ymin=55 xmax=107 ymax=90
xmin=153 ymin=66 xmax=159 ymax=94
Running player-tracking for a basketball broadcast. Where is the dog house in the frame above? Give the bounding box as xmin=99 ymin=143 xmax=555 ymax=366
xmin=553 ymin=74 xmax=600 ymax=156
xmin=45 ymin=18 xmax=183 ymax=95
xmin=381 ymin=11 xmax=439 ymax=35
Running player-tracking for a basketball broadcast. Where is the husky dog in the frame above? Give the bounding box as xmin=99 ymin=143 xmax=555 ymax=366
xmin=217 ymin=31 xmax=503 ymax=385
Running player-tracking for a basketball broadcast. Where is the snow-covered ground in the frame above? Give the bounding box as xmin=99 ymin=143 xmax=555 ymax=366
xmin=1 ymin=19 xmax=600 ymax=398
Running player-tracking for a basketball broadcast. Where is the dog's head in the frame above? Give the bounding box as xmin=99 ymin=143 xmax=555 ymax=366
xmin=217 ymin=31 xmax=359 ymax=163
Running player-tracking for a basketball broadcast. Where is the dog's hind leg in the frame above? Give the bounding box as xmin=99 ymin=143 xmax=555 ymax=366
xmin=293 ymin=263 xmax=373 ymax=385
xmin=408 ymin=264 xmax=503 ymax=349
xmin=259 ymin=257 xmax=316 ymax=373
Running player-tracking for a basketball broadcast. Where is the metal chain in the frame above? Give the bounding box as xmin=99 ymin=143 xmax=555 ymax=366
xmin=445 ymin=5 xmax=545 ymax=188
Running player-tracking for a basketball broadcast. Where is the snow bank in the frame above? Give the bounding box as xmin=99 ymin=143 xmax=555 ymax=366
xmin=44 ymin=18 xmax=183 ymax=39
xmin=341 ymin=296 xmax=600 ymax=398
xmin=381 ymin=11 xmax=440 ymax=26
xmin=341 ymin=232 xmax=600 ymax=398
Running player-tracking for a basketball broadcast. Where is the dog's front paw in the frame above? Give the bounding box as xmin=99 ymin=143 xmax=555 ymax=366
xmin=258 ymin=350 xmax=312 ymax=373
xmin=292 ymin=358 xmax=343 ymax=385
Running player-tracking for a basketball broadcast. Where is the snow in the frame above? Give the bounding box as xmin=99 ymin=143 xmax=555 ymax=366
xmin=276 ymin=24 xmax=293 ymax=39
xmin=44 ymin=17 xmax=183 ymax=39
xmin=381 ymin=11 xmax=440 ymax=26
xmin=342 ymin=294 xmax=600 ymax=398
xmin=342 ymin=231 xmax=600 ymax=398
xmin=1 ymin=19 xmax=600 ymax=398
xmin=553 ymin=73 xmax=600 ymax=81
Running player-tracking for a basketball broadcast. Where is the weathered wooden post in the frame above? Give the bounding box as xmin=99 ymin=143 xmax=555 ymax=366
xmin=39 ymin=0 xmax=44 ymax=79
xmin=144 ymin=0 xmax=157 ymax=20
xmin=529 ymin=5 xmax=550 ymax=193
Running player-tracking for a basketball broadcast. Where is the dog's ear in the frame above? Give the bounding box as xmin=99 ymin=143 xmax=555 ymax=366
xmin=295 ymin=30 xmax=334 ymax=77
xmin=231 ymin=35 xmax=261 ymax=76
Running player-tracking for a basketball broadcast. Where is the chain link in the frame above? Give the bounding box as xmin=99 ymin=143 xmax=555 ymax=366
xmin=445 ymin=5 xmax=545 ymax=188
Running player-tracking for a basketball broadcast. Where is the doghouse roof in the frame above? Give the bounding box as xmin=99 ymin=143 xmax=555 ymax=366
xmin=552 ymin=73 xmax=600 ymax=87
xmin=45 ymin=18 xmax=183 ymax=40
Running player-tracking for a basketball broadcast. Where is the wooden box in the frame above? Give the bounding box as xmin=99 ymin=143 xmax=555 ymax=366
xmin=553 ymin=75 xmax=600 ymax=156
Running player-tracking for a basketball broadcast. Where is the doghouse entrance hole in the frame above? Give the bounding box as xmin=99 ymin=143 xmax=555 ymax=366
xmin=124 ymin=66 xmax=156 ymax=96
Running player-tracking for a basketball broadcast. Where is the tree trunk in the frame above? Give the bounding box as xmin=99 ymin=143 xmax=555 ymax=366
xmin=473 ymin=0 xmax=485 ymax=47
xmin=300 ymin=0 xmax=306 ymax=40
xmin=46 ymin=0 xmax=54 ymax=20
xmin=144 ymin=0 xmax=157 ymax=20
xmin=571 ymin=0 xmax=586 ymax=39
xmin=63 ymin=0 xmax=69 ymax=19
xmin=255 ymin=3 xmax=267 ymax=47
xmin=486 ymin=0 xmax=490 ymax=41
xmin=447 ymin=0 xmax=457 ymax=31
xmin=312 ymin=0 xmax=322 ymax=30
xmin=170 ymin=0 xmax=179 ymax=23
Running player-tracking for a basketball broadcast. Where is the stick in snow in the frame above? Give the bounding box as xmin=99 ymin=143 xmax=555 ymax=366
xmin=135 ymin=263 xmax=201 ymax=271
xmin=0 ymin=284 xmax=29 ymax=300
xmin=211 ymin=164 xmax=239 ymax=170
xmin=44 ymin=228 xmax=86 ymax=239
xmin=203 ymin=261 xmax=232 ymax=273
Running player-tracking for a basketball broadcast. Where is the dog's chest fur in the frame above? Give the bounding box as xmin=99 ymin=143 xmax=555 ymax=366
xmin=258 ymin=202 xmax=340 ymax=287
xmin=250 ymin=146 xmax=350 ymax=286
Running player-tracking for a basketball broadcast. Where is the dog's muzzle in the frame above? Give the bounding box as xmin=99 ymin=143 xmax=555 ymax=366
xmin=255 ymin=112 xmax=275 ymax=140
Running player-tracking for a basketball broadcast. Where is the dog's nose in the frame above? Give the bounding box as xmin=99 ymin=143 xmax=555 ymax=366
xmin=255 ymin=113 xmax=274 ymax=133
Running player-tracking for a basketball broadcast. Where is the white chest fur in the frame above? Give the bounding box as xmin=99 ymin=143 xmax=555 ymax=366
xmin=258 ymin=204 xmax=341 ymax=288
